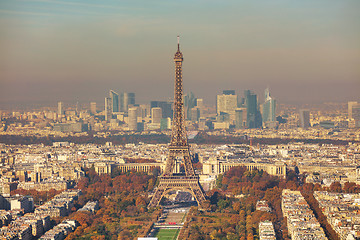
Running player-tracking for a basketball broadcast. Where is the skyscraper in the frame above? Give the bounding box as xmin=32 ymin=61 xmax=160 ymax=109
xmin=348 ymin=101 xmax=359 ymax=119
xmin=104 ymin=97 xmax=112 ymax=121
xmin=196 ymin=99 xmax=204 ymax=109
xmin=222 ymin=90 xmax=235 ymax=95
xmin=109 ymin=90 xmax=119 ymax=113
xmin=127 ymin=93 xmax=135 ymax=105
xmin=90 ymin=102 xmax=97 ymax=115
xmin=190 ymin=107 xmax=200 ymax=122
xmin=262 ymin=88 xmax=276 ymax=128
xmin=348 ymin=102 xmax=360 ymax=128
xmin=119 ymin=92 xmax=136 ymax=112
xmin=58 ymin=102 xmax=63 ymax=115
xmin=299 ymin=109 xmax=310 ymax=129
xmin=151 ymin=107 xmax=162 ymax=124
xmin=184 ymin=92 xmax=197 ymax=120
xmin=244 ymin=90 xmax=262 ymax=128
xmin=196 ymin=98 xmax=204 ymax=118
xmin=235 ymin=108 xmax=246 ymax=129
xmin=139 ymin=104 xmax=151 ymax=118
xmin=216 ymin=90 xmax=238 ymax=121
xmin=353 ymin=105 xmax=360 ymax=128
xmin=150 ymin=101 xmax=172 ymax=118
xmin=128 ymin=107 xmax=138 ymax=131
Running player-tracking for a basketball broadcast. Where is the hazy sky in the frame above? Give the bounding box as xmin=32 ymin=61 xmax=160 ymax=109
xmin=1 ymin=0 xmax=359 ymax=109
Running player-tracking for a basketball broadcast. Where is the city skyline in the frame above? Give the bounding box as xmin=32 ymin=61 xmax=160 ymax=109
xmin=1 ymin=0 xmax=359 ymax=109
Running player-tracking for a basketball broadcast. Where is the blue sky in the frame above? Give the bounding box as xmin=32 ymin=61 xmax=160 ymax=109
xmin=0 ymin=0 xmax=359 ymax=108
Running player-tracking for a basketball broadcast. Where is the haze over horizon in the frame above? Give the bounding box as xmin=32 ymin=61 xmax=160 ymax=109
xmin=1 ymin=0 xmax=359 ymax=110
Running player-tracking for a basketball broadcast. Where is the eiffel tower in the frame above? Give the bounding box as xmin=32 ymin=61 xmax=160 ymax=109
xmin=148 ymin=37 xmax=207 ymax=209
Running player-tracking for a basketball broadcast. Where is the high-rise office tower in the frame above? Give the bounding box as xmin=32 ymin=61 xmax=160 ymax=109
xmin=128 ymin=107 xmax=138 ymax=131
xmin=216 ymin=90 xmax=238 ymax=119
xmin=235 ymin=108 xmax=246 ymax=129
xmin=109 ymin=90 xmax=119 ymax=113
xmin=196 ymin=99 xmax=204 ymax=109
xmin=139 ymin=104 xmax=151 ymax=118
xmin=184 ymin=92 xmax=197 ymax=120
xmin=222 ymin=90 xmax=235 ymax=95
xmin=119 ymin=92 xmax=136 ymax=112
xmin=244 ymin=90 xmax=262 ymax=128
xmin=58 ymin=102 xmax=63 ymax=115
xmin=151 ymin=107 xmax=162 ymax=124
xmin=348 ymin=102 xmax=360 ymax=128
xmin=190 ymin=107 xmax=200 ymax=122
xmin=128 ymin=93 xmax=135 ymax=103
xmin=353 ymin=105 xmax=360 ymax=128
xmin=196 ymin=98 xmax=204 ymax=118
xmin=90 ymin=102 xmax=97 ymax=115
xmin=299 ymin=109 xmax=310 ymax=129
xmin=348 ymin=101 xmax=359 ymax=119
xmin=119 ymin=93 xmax=125 ymax=112
xmin=104 ymin=97 xmax=112 ymax=121
xmin=150 ymin=101 xmax=172 ymax=118
xmin=262 ymin=88 xmax=276 ymax=128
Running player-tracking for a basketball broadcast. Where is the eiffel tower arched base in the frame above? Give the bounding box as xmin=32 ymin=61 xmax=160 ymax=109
xmin=148 ymin=176 xmax=207 ymax=209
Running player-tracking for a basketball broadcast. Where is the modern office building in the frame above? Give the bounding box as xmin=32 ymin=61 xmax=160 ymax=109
xmin=190 ymin=107 xmax=200 ymax=122
xmin=160 ymin=118 xmax=171 ymax=130
xmin=196 ymin=98 xmax=204 ymax=108
xmin=150 ymin=101 xmax=172 ymax=118
xmin=196 ymin=98 xmax=204 ymax=118
xmin=244 ymin=90 xmax=262 ymax=128
xmin=90 ymin=102 xmax=97 ymax=115
xmin=352 ymin=104 xmax=360 ymax=128
xmin=127 ymin=92 xmax=135 ymax=105
xmin=299 ymin=109 xmax=310 ymax=129
xmin=58 ymin=102 xmax=63 ymax=115
xmin=348 ymin=101 xmax=359 ymax=119
xmin=139 ymin=104 xmax=151 ymax=118
xmin=262 ymin=88 xmax=276 ymax=128
xmin=235 ymin=108 xmax=246 ymax=129
xmin=151 ymin=107 xmax=162 ymax=124
xmin=128 ymin=107 xmax=138 ymax=131
xmin=104 ymin=97 xmax=112 ymax=121
xmin=216 ymin=90 xmax=238 ymax=121
xmin=184 ymin=92 xmax=197 ymax=120
xmin=109 ymin=90 xmax=119 ymax=113
xmin=120 ymin=92 xmax=136 ymax=112
xmin=222 ymin=90 xmax=235 ymax=95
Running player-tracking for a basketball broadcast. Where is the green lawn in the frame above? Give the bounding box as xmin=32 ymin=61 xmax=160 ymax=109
xmin=155 ymin=229 xmax=180 ymax=240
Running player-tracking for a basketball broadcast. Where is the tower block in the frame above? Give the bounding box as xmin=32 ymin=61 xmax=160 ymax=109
xmin=148 ymin=37 xmax=207 ymax=209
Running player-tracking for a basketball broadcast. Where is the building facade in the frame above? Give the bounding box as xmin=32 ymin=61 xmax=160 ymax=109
xmin=299 ymin=109 xmax=310 ymax=129
xmin=262 ymin=88 xmax=276 ymax=128
xmin=109 ymin=90 xmax=119 ymax=113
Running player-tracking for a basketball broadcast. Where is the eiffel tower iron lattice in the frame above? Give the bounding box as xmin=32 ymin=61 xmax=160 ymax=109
xmin=148 ymin=37 xmax=207 ymax=209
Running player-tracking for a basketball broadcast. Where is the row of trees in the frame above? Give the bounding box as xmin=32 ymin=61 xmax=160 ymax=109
xmin=1 ymin=131 xmax=355 ymax=146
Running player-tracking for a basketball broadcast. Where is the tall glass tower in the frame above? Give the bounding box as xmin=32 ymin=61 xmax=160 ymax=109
xmin=245 ymin=90 xmax=262 ymax=128
xmin=262 ymin=88 xmax=276 ymax=128
xmin=109 ymin=90 xmax=119 ymax=113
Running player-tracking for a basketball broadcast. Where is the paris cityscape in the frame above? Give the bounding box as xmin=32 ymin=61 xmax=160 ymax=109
xmin=1 ymin=1 xmax=360 ymax=240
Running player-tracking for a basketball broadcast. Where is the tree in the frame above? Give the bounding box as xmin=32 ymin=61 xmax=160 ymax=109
xmin=330 ymin=182 xmax=342 ymax=192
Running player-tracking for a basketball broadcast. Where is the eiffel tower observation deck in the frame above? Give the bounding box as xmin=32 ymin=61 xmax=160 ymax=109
xmin=148 ymin=37 xmax=207 ymax=209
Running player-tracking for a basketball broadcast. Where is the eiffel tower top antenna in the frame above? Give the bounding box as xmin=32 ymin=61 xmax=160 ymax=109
xmin=177 ymin=35 xmax=180 ymax=51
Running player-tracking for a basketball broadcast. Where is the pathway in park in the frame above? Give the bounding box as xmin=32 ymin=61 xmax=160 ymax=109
xmin=148 ymin=206 xmax=190 ymax=240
